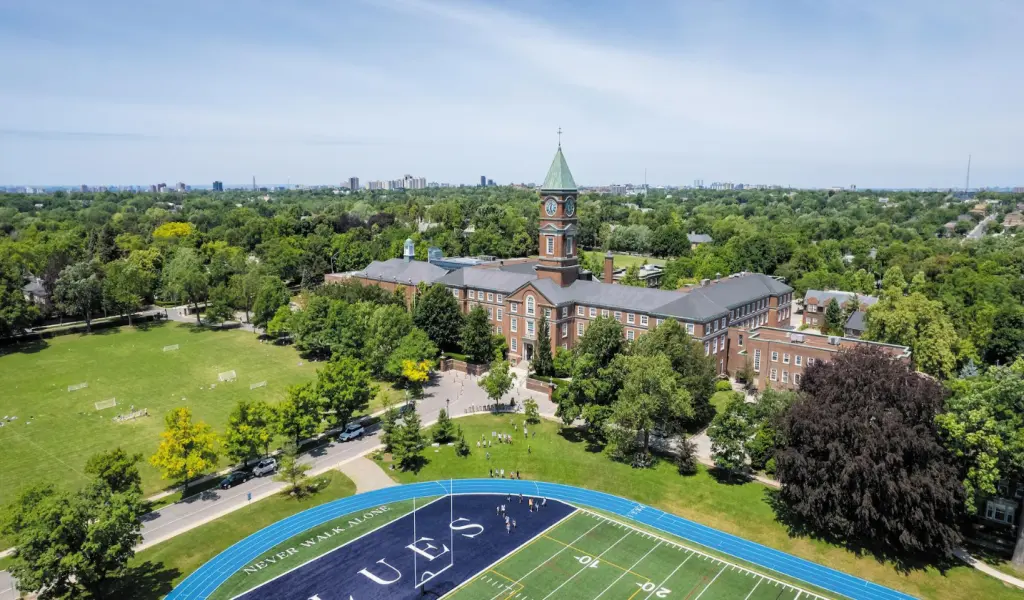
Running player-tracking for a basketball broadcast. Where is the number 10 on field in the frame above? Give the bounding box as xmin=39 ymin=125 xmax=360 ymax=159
xmin=637 ymin=581 xmax=671 ymax=597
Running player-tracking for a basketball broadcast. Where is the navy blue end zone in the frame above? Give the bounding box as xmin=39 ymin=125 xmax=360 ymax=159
xmin=236 ymin=494 xmax=574 ymax=600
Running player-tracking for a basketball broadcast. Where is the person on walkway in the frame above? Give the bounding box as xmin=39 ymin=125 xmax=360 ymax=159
xmin=529 ymin=498 xmax=534 ymax=511
xmin=506 ymin=522 xmax=511 ymax=535
xmin=512 ymin=518 xmax=517 ymax=530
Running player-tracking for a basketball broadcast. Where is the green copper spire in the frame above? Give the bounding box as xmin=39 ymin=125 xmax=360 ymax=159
xmin=541 ymin=146 xmax=577 ymax=192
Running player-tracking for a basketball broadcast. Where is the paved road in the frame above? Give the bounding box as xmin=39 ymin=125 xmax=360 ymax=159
xmin=966 ymin=214 xmax=995 ymax=241
xmin=138 ymin=369 xmax=555 ymax=549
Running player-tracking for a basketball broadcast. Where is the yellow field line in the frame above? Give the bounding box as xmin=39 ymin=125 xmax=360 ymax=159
xmin=541 ymin=534 xmax=654 ymax=582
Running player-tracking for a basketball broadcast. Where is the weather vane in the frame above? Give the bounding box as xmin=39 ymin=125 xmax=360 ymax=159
xmin=557 ymin=127 xmax=562 ymax=148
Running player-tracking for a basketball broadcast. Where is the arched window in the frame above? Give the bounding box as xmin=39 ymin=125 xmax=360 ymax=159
xmin=526 ymin=295 xmax=535 ymax=316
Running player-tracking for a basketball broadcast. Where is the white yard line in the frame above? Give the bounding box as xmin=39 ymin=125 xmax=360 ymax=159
xmin=641 ymin=554 xmax=692 ymax=600
xmin=592 ymin=539 xmax=662 ymax=600
xmin=742 ymin=577 xmax=763 ymax=600
xmin=541 ymin=528 xmax=632 ymax=600
xmin=693 ymin=565 xmax=727 ymax=600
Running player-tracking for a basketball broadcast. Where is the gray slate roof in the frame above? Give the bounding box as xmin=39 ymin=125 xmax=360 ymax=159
xmin=22 ymin=277 xmax=47 ymax=297
xmin=804 ymin=289 xmax=878 ymax=307
xmin=687 ymin=233 xmax=713 ymax=244
xmin=439 ymin=267 xmax=536 ymax=294
xmin=845 ymin=310 xmax=867 ymax=332
xmin=355 ymin=259 xmax=449 ymax=286
xmin=498 ymin=261 xmax=541 ymax=275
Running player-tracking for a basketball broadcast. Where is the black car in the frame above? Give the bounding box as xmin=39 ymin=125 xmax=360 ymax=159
xmin=220 ymin=470 xmax=251 ymax=489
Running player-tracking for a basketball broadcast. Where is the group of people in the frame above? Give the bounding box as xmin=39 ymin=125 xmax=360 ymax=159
xmin=489 ymin=468 xmax=522 ymax=479
xmin=496 ymin=493 xmax=548 ymax=534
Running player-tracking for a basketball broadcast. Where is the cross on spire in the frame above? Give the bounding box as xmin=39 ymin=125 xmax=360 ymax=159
xmin=557 ymin=127 xmax=562 ymax=149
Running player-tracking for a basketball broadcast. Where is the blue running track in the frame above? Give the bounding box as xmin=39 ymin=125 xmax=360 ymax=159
xmin=166 ymin=479 xmax=917 ymax=600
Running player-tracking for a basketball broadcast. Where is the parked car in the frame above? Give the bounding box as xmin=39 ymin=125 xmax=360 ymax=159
xmin=220 ymin=470 xmax=251 ymax=489
xmin=252 ymin=458 xmax=277 ymax=477
xmin=338 ymin=422 xmax=365 ymax=442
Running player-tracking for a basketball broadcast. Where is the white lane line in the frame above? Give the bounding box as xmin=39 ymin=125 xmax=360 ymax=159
xmin=542 ymin=528 xmax=632 ymax=600
xmin=593 ymin=539 xmax=662 ymax=600
xmin=742 ymin=577 xmax=763 ymax=600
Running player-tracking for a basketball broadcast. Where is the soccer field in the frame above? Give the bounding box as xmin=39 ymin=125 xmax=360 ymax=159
xmin=448 ymin=510 xmax=827 ymax=600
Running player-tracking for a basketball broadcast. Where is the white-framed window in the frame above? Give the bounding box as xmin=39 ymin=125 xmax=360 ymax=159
xmin=705 ymin=341 xmax=710 ymax=356
xmin=657 ymin=319 xmax=664 ymax=326
xmin=794 ymin=373 xmax=801 ymax=385
xmin=710 ymin=320 xmax=717 ymax=333
xmin=487 ymin=307 xmax=493 ymax=319
xmin=511 ymin=302 xmax=519 ymax=314
xmin=986 ymin=500 xmax=1016 ymax=525
xmin=527 ymin=319 xmax=535 ymax=337
xmin=495 ymin=325 xmax=502 ymax=334
xmin=782 ymin=371 xmax=789 ymax=383
xmin=771 ymin=351 xmax=779 ymax=362
xmin=730 ymin=310 xmax=735 ymax=320
xmin=753 ymin=349 xmax=761 ymax=372
xmin=496 ymin=294 xmax=503 ymax=303
xmin=602 ymin=309 xmax=609 ymax=317
xmin=794 ymin=355 xmax=802 ymax=366
xmin=546 ymin=236 xmax=554 ymax=255
xmin=721 ymin=317 xmax=726 ymax=329
xmin=770 ymin=368 xmax=778 ymax=382
xmin=783 ymin=353 xmax=790 ymax=364
xmin=562 ymin=342 xmax=568 ymax=350
xmin=577 ymin=322 xmax=584 ymax=337
xmin=451 ymin=288 xmax=459 ymax=298
xmin=561 ymin=323 xmax=568 ymax=338
xmin=627 ymin=330 xmax=635 ymax=341
xmin=577 ymin=306 xmax=584 ymax=316
xmin=614 ymin=311 xmax=622 ymax=321
xmin=544 ymin=308 xmax=552 ymax=319
xmin=468 ymin=290 xmax=475 ymax=299
xmin=713 ymin=337 xmax=719 ymax=353
xmin=526 ymin=295 xmax=535 ymax=316
xmin=589 ymin=307 xmax=597 ymax=318
xmin=738 ymin=333 xmax=744 ymax=346
xmin=566 ymin=236 xmax=574 ymax=255
xmin=562 ymin=306 xmax=568 ymax=318
xmin=686 ymin=322 xmax=694 ymax=335
xmin=627 ymin=313 xmax=635 ymax=324
xmin=497 ymin=308 xmax=503 ymax=322
xmin=807 ymin=357 xmax=815 ymax=367
xmin=640 ymin=315 xmax=648 ymax=326
xmin=510 ymin=338 xmax=518 ymax=352
xmin=510 ymin=317 xmax=518 ymax=333
xmin=487 ymin=292 xmax=494 ymax=302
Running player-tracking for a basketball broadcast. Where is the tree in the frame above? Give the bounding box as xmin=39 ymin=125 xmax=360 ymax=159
xmin=204 ymin=284 xmax=237 ymax=325
xmin=315 ymin=356 xmax=376 ymax=429
xmin=379 ymin=402 xmax=400 ymax=453
xmin=266 ymin=305 xmax=293 ymax=338
xmin=386 ymin=328 xmax=438 ymax=381
xmin=163 ymin=247 xmax=208 ymax=325
xmin=575 ymin=316 xmax=624 ymax=368
xmin=392 ymin=403 xmax=425 ymax=472
xmin=606 ymin=354 xmax=693 ymax=462
xmin=455 ymin=427 xmax=471 ymax=457
xmin=1 ymin=480 xmax=143 ymax=599
xmin=275 ymin=443 xmax=312 ymax=497
xmin=412 ymin=283 xmax=464 ymax=351
xmin=479 ymin=359 xmax=516 ymax=405
xmin=432 ymin=408 xmax=456 ymax=443
xmin=880 ymin=265 xmax=907 ymax=297
xmin=367 ymin=304 xmax=413 ymax=376
xmin=745 ymin=389 xmax=795 ymax=471
xmin=937 ymin=362 xmax=1024 ymax=568
xmin=0 ymin=259 xmax=39 ymax=337
xmin=524 ymin=398 xmax=540 ymax=424
xmin=865 ymin=292 xmax=960 ymax=378
xmin=84 ymin=448 xmax=142 ymax=496
xmin=461 ymin=305 xmax=494 ymax=364
xmin=224 ymin=400 xmax=277 ymax=463
xmin=823 ymin=298 xmax=844 ymax=335
xmin=401 ymin=359 xmax=431 ymax=397
xmin=983 ymin=306 xmax=1024 ymax=365
xmin=532 ymin=312 xmax=554 ymax=377
xmin=552 ymin=347 xmax=574 ymax=377
xmin=252 ymin=276 xmax=289 ymax=330
xmin=102 ymin=259 xmax=150 ymax=325
xmin=631 ymin=319 xmax=717 ymax=425
xmin=675 ymin=436 xmax=699 ymax=475
xmin=776 ymin=347 xmax=964 ymax=561
xmin=149 ymin=407 xmax=219 ymax=491
xmin=53 ymin=261 xmax=102 ymax=331
xmin=276 ymin=382 xmax=322 ymax=445
xmin=619 ymin=263 xmax=643 ymax=287
xmin=231 ymin=262 xmax=266 ymax=324
xmin=707 ymin=396 xmax=755 ymax=476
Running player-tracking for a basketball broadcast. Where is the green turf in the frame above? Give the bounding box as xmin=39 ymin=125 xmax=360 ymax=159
xmin=376 ymin=414 xmax=1024 ymax=600
xmin=209 ymin=497 xmax=434 ymax=600
xmin=582 ymin=251 xmax=668 ymax=269
xmin=448 ymin=511 xmax=815 ymax=600
xmin=710 ymin=390 xmax=740 ymax=415
xmin=110 ymin=471 xmax=357 ymax=600
xmin=0 ymin=322 xmax=398 ymax=509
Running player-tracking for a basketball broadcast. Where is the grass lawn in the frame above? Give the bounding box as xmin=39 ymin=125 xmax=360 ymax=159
xmin=108 ymin=471 xmax=357 ymax=600
xmin=710 ymin=390 xmax=740 ymax=414
xmin=375 ymin=414 xmax=1024 ymax=600
xmin=582 ymin=250 xmax=667 ymax=269
xmin=0 ymin=322 xmax=399 ymax=511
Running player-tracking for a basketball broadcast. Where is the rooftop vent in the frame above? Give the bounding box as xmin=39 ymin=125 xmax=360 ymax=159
xmin=828 ymin=336 xmax=841 ymax=345
xmin=791 ymin=333 xmax=805 ymax=343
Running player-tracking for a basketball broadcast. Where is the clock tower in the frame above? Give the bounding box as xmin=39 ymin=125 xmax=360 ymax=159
xmin=536 ymin=143 xmax=580 ymax=287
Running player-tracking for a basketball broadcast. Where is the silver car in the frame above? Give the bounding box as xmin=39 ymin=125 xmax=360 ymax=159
xmin=338 ymin=422 xmax=365 ymax=442
xmin=252 ymin=458 xmax=277 ymax=477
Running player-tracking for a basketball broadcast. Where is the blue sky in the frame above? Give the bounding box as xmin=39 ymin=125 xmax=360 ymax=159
xmin=0 ymin=0 xmax=1021 ymax=188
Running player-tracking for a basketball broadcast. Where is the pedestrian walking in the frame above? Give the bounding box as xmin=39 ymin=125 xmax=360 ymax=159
xmin=489 ymin=468 xmax=493 ymax=477
xmin=506 ymin=522 xmax=511 ymax=535
xmin=519 ymin=493 xmax=523 ymax=504
xmin=517 ymin=470 xmax=521 ymax=479
xmin=507 ymin=494 xmax=511 ymax=503
xmin=512 ymin=518 xmax=517 ymax=530
xmin=496 ymin=505 xmax=500 ymax=516
xmin=529 ymin=498 xmax=534 ymax=511
xmin=528 ymin=445 xmax=531 ymax=454
xmin=542 ymin=498 xmax=547 ymax=508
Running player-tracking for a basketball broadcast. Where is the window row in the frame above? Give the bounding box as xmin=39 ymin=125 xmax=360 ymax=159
xmin=465 ymin=290 xmax=504 ymax=304
xmin=768 ymin=369 xmax=802 ymax=385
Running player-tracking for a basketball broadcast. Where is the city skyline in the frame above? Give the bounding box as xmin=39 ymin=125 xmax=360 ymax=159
xmin=0 ymin=0 xmax=1021 ymax=187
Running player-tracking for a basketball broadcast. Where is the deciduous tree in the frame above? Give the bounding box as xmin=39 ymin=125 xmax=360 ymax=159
xmin=461 ymin=305 xmax=494 ymax=364
xmin=149 ymin=407 xmax=219 ymax=491
xmin=412 ymin=283 xmax=463 ymax=351
xmin=54 ymin=261 xmax=103 ymax=331
xmin=276 ymin=382 xmax=322 ymax=445
xmin=84 ymin=448 xmax=143 ymax=496
xmin=163 ymin=248 xmax=208 ymax=325
xmin=315 ymin=356 xmax=376 ymax=429
xmin=224 ymin=400 xmax=277 ymax=463
xmin=479 ymin=359 xmax=515 ymax=405
xmin=606 ymin=354 xmax=693 ymax=462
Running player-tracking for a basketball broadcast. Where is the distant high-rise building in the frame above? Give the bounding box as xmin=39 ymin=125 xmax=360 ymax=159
xmin=480 ymin=175 xmax=486 ymax=187
xmin=348 ymin=177 xmax=359 ymax=191
xmin=176 ymin=182 xmax=186 ymax=192
xmin=487 ymin=179 xmax=495 ymax=186
xmin=212 ymin=181 xmax=224 ymax=192
xmin=157 ymin=183 xmax=167 ymax=193
xmin=1013 ymin=187 xmax=1024 ymax=194
xmin=149 ymin=184 xmax=158 ymax=193
xmin=80 ymin=184 xmax=89 ymax=192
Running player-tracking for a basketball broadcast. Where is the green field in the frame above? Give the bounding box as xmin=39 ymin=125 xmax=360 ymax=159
xmin=376 ymin=415 xmax=1024 ymax=600
xmin=583 ymin=251 xmax=668 ymax=269
xmin=450 ymin=510 xmax=824 ymax=600
xmin=0 ymin=322 xmax=396 ymax=508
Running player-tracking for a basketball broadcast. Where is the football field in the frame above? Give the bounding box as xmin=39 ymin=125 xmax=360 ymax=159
xmin=448 ymin=510 xmax=828 ymax=600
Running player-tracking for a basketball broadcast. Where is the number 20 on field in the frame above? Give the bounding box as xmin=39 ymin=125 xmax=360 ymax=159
xmin=636 ymin=581 xmax=671 ymax=597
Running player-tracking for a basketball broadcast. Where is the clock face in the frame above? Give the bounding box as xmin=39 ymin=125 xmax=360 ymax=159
xmin=545 ymin=198 xmax=558 ymax=216
xmin=564 ymin=198 xmax=576 ymax=217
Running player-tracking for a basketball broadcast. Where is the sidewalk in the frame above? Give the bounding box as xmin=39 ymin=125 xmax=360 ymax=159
xmin=337 ymin=456 xmax=396 ymax=494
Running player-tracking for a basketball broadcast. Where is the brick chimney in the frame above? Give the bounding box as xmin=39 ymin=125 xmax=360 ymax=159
xmin=603 ymin=251 xmax=614 ymax=284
